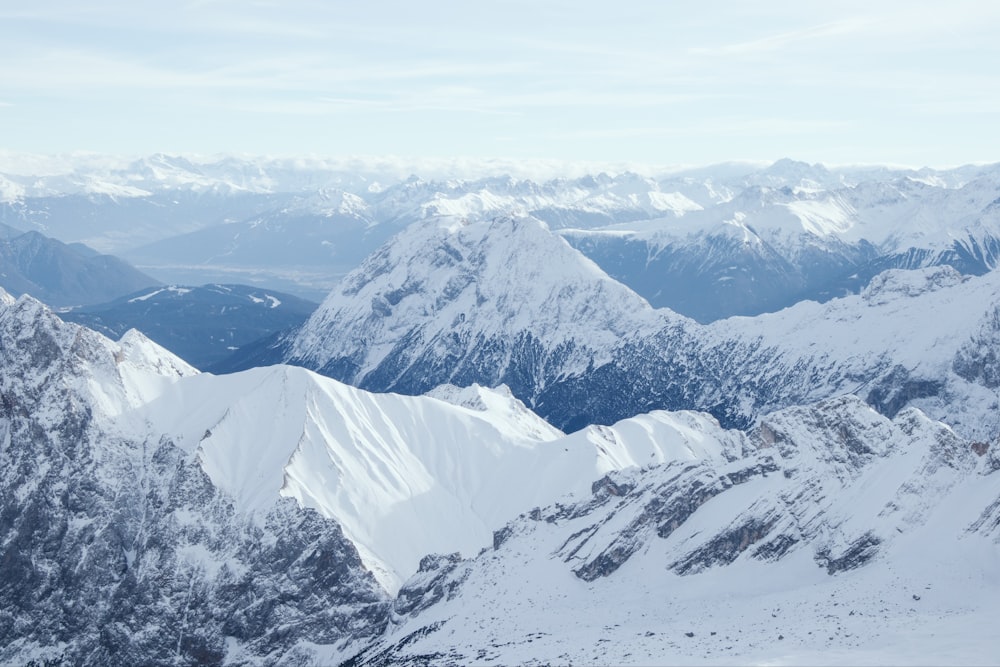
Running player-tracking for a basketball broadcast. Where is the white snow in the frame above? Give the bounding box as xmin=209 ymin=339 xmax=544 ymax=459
xmin=127 ymin=286 xmax=192 ymax=303
xmin=132 ymin=362 xmax=754 ymax=593
xmin=290 ymin=214 xmax=673 ymax=379
xmin=324 ymin=396 xmax=1000 ymax=666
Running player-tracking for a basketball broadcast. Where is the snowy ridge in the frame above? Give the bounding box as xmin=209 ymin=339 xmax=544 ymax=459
xmin=0 ymin=294 xmax=389 ymax=664
xmin=137 ymin=366 xmax=559 ymax=592
xmin=339 ymin=396 xmax=1000 ymax=666
xmin=137 ymin=364 xmax=750 ymax=594
xmin=0 ymin=289 xmax=195 ymax=424
xmin=697 ymin=265 xmax=1000 ymax=439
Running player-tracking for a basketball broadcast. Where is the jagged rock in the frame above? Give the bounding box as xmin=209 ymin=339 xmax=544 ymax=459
xmin=953 ymin=305 xmax=1000 ymax=388
xmin=817 ymin=533 xmax=882 ymax=575
xmin=393 ymin=554 xmax=468 ymax=618
xmin=0 ymin=291 xmax=390 ymax=665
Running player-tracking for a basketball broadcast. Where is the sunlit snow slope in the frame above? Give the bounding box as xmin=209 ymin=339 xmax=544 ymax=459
xmin=337 ymin=396 xmax=1000 ymax=666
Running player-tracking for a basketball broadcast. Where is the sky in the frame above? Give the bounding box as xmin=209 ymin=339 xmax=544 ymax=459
xmin=2 ymin=1 xmax=999 ymax=168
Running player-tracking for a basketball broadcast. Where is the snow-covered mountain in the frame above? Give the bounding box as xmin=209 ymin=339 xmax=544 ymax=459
xmin=281 ymin=215 xmax=672 ymax=402
xmin=0 ymin=291 xmax=743 ymax=663
xmin=245 ymin=213 xmax=1000 ymax=442
xmin=4 ymin=154 xmax=998 ymax=317
xmin=341 ymin=395 xmax=1000 ymax=666
xmin=0 ymin=291 xmax=388 ymax=664
xmin=2 ymin=288 xmax=998 ymax=665
xmin=563 ymin=164 xmax=1000 ymax=321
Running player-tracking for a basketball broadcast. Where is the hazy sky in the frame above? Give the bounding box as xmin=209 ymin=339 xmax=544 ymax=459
xmin=2 ymin=1 xmax=998 ymax=167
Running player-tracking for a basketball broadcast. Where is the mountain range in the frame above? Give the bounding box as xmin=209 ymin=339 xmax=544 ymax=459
xmin=3 ymin=156 xmax=999 ymax=319
xmin=0 ymin=223 xmax=159 ymax=307
xmin=1 ymin=153 xmax=999 ymax=665
xmin=219 ymin=213 xmax=1000 ymax=442
xmin=1 ymin=288 xmax=997 ymax=665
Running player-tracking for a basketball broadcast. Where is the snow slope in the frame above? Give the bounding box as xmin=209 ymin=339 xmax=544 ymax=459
xmin=136 ymin=365 xmax=752 ymax=594
xmin=339 ymin=396 xmax=1000 ymax=666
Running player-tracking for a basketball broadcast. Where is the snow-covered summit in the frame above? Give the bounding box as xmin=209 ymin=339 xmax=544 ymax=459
xmin=0 ymin=292 xmax=196 ymax=424
xmin=287 ymin=214 xmax=672 ymax=393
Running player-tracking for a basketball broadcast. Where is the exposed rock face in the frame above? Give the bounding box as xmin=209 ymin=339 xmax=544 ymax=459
xmin=954 ymin=305 xmax=1000 ymax=389
xmin=392 ymin=553 xmax=469 ymax=618
xmin=0 ymin=292 xmax=389 ymax=666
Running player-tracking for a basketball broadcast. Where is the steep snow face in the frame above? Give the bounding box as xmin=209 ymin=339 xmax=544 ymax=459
xmin=340 ymin=396 xmax=1000 ymax=666
xmin=136 ymin=364 xmax=748 ymax=594
xmin=287 ymin=215 xmax=674 ymax=398
xmin=136 ymin=366 xmax=565 ymax=592
xmin=0 ymin=294 xmax=388 ymax=666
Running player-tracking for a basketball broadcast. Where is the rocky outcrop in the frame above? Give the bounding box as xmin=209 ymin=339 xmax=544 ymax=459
xmin=0 ymin=291 xmax=390 ymax=665
xmin=953 ymin=305 xmax=1000 ymax=389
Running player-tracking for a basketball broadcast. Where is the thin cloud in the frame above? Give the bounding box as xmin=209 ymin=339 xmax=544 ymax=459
xmin=554 ymin=118 xmax=852 ymax=141
xmin=689 ymin=19 xmax=875 ymax=57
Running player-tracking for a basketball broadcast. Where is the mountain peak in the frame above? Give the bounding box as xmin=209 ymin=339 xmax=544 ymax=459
xmin=287 ymin=214 xmax=664 ymax=393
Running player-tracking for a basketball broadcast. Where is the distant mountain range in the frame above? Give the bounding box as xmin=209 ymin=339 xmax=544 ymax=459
xmin=3 ymin=155 xmax=999 ymax=318
xmin=0 ymin=223 xmax=159 ymax=307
